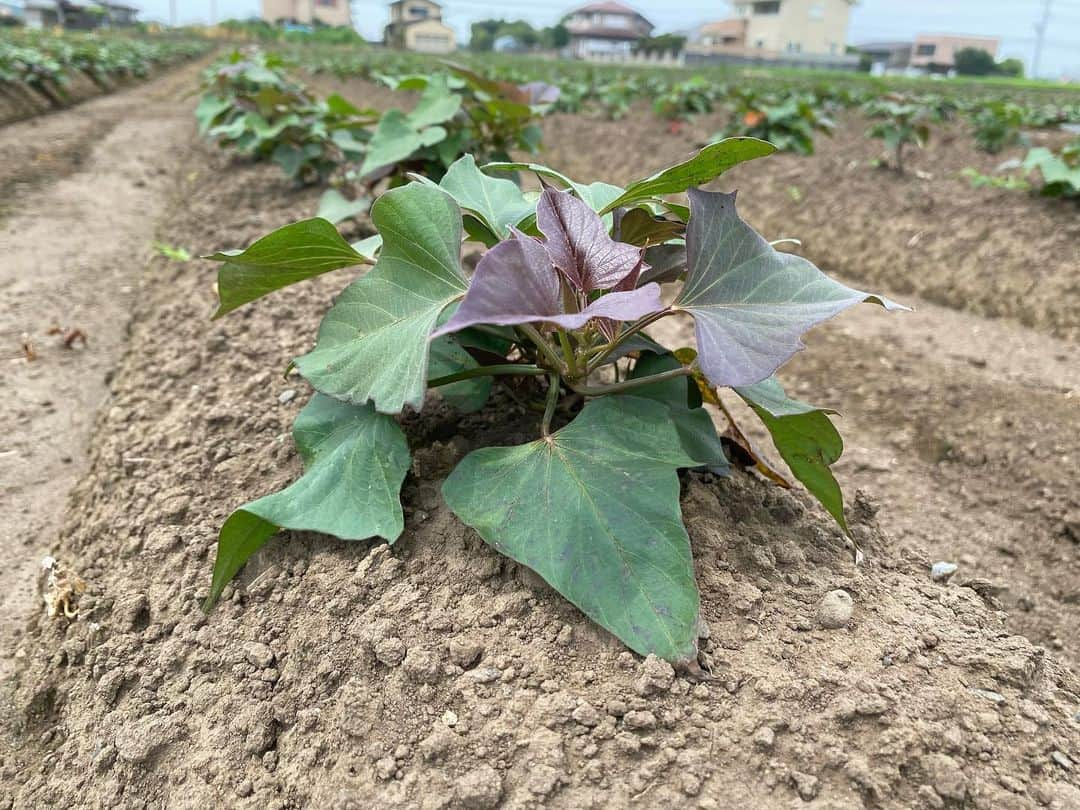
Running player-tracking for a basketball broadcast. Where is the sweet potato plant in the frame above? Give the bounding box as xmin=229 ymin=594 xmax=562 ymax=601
xmin=204 ymin=139 xmax=905 ymax=665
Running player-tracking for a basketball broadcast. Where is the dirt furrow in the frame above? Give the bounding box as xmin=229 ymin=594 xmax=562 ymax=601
xmin=0 ymin=63 xmax=203 ymax=682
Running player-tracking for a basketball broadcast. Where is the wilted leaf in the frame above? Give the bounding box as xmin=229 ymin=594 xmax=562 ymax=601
xmin=295 ymin=183 xmax=467 ymax=414
xmin=443 ymin=396 xmax=701 ymax=663
xmin=208 ymin=218 xmax=368 ymax=318
xmin=205 ymin=395 xmax=410 ymax=610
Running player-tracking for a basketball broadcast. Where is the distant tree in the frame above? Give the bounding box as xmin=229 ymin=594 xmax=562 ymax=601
xmin=540 ymin=23 xmax=569 ymax=49
xmin=469 ymin=19 xmax=502 ymax=52
xmin=954 ymin=48 xmax=996 ymax=76
xmin=995 ymin=58 xmax=1024 ymax=78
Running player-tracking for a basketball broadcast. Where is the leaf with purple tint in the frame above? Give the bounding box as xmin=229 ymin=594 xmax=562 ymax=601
xmin=675 ymin=189 xmax=908 ymax=388
xmin=537 ymin=186 xmax=643 ymax=292
xmin=431 ymin=230 xmax=663 ymax=338
xmin=520 ymin=81 xmax=561 ymax=105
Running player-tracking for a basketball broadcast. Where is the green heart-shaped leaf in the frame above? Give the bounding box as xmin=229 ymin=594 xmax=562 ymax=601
xmin=295 ymin=183 xmax=467 ymax=414
xmin=443 ymin=396 xmax=701 ymax=663
xmin=205 ymin=394 xmax=410 ymax=610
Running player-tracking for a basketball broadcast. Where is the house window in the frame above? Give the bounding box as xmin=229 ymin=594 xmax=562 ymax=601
xmin=316 ymin=0 xmax=337 ymax=6
xmin=408 ymin=5 xmax=429 ymax=19
xmin=916 ymin=43 xmax=936 ymax=56
xmin=786 ymin=41 xmax=801 ymax=53
xmin=751 ymin=1 xmax=781 ymax=14
xmin=755 ymin=38 xmax=765 ymax=48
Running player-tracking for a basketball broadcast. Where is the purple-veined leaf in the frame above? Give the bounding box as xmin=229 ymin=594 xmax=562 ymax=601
xmin=536 ymin=186 xmax=643 ymax=293
xmin=676 ymin=189 xmax=908 ymax=388
xmin=432 ymin=230 xmax=663 ymax=337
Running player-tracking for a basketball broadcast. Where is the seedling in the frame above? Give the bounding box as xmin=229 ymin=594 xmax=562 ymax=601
xmin=203 ymin=141 xmax=906 ymax=665
xmin=864 ymin=96 xmax=933 ymax=174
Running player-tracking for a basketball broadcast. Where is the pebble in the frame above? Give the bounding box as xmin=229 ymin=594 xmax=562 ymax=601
xmin=1051 ymin=751 xmax=1073 ymax=770
xmin=277 ymin=389 xmax=297 ymax=405
xmin=448 ymin=635 xmax=484 ymax=668
xmin=623 ymin=710 xmax=657 ymax=731
xmin=752 ymin=726 xmax=775 ymax=750
xmin=243 ymin=641 xmax=275 ymax=669
xmin=931 ymin=561 xmax=958 ymax=583
xmin=464 ymin=667 xmax=501 ymax=684
xmin=456 ymin=764 xmax=503 ymax=809
xmin=969 ymin=687 xmax=1005 ymax=705
xmin=816 ymin=589 xmax=854 ymax=629
xmin=373 ymin=637 xmax=406 ymax=667
xmin=791 ymin=771 xmax=820 ymax=801
xmin=634 ymin=654 xmax=675 ymax=696
xmin=402 ymin=649 xmax=441 ymax=683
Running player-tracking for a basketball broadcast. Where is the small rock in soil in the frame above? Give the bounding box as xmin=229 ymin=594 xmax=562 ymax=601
xmin=448 ymin=634 xmax=484 ymax=668
xmin=816 ymin=589 xmax=854 ymax=629
xmin=277 ymin=389 xmax=297 ymax=405
xmin=634 ymin=654 xmax=676 ymax=696
xmin=931 ymin=561 xmax=958 ymax=583
xmin=243 ymin=641 xmax=274 ymax=669
xmin=456 ymin=764 xmax=503 ymax=809
xmin=373 ymin=637 xmax=406 ymax=667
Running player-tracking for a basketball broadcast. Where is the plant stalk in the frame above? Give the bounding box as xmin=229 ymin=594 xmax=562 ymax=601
xmin=567 ymin=366 xmax=692 ymax=397
xmin=428 ymin=364 xmax=545 ymax=389
xmin=518 ymin=323 xmax=566 ymax=373
xmin=541 ymin=372 xmax=560 ymax=438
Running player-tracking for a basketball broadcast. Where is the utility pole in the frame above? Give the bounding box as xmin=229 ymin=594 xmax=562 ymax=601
xmin=169 ymin=0 xmax=177 ymax=27
xmin=1033 ymin=0 xmax=1052 ymax=78
xmin=210 ymin=0 xmax=217 ymax=25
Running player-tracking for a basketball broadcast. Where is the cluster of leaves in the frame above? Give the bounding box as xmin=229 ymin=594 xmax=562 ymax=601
xmin=196 ymin=50 xmax=377 ymax=184
xmin=203 ymin=140 xmax=905 ymax=665
xmin=1022 ymin=138 xmax=1080 ymax=198
xmin=652 ymin=77 xmax=714 ymax=124
xmin=863 ymin=95 xmax=938 ymax=173
xmin=718 ymin=89 xmax=834 ymax=156
xmin=197 ymin=49 xmax=557 ymax=188
xmin=970 ymin=101 xmax=1027 ymax=154
xmin=0 ymin=30 xmax=207 ymax=107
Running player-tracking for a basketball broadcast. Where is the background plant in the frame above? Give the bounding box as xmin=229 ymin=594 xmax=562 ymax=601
xmin=864 ymin=95 xmax=934 ymax=173
xmin=202 ymin=140 xmax=906 ymax=665
xmin=718 ymin=89 xmax=834 ymax=155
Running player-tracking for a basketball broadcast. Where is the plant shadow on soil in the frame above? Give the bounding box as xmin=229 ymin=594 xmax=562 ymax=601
xmin=2 ymin=111 xmax=1079 ymax=808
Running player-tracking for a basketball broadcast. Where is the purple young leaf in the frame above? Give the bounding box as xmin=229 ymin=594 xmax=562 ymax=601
xmin=520 ymin=81 xmax=561 ymax=106
xmin=432 ymin=230 xmax=664 ymax=338
xmin=537 ymin=186 xmax=643 ymax=293
xmin=432 ymin=230 xmax=561 ymax=337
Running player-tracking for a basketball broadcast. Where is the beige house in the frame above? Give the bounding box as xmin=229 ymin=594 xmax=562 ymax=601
xmin=694 ymin=0 xmax=855 ymax=58
xmin=910 ymin=33 xmax=999 ymax=71
xmin=385 ymin=0 xmax=456 ymax=53
xmin=261 ymin=0 xmax=352 ymax=27
xmin=564 ymin=1 xmax=653 ymax=59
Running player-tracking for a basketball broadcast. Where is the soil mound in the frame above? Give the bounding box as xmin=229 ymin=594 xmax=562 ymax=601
xmin=2 ymin=145 xmax=1078 ymax=810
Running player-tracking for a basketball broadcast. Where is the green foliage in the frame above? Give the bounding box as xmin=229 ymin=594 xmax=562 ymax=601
xmin=1023 ymin=138 xmax=1080 ymax=198
xmin=971 ymin=101 xmax=1026 ymax=154
xmin=954 ymin=48 xmax=996 ymax=77
xmin=196 ymin=50 xmax=555 ymax=189
xmin=653 ymin=77 xmax=713 ymax=123
xmin=204 ymin=144 xmax=906 ymax=665
xmin=0 ymin=29 xmax=207 ymax=106
xmin=718 ymin=90 xmax=834 ymax=155
xmin=960 ymin=167 xmax=1031 ymax=191
xmin=864 ymin=95 xmax=934 ymax=173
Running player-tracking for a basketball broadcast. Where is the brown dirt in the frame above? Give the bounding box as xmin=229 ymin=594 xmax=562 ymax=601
xmin=0 ymin=59 xmax=208 ymax=206
xmin=0 ymin=58 xmax=207 ymax=683
xmin=1 ymin=77 xmax=1079 ymax=809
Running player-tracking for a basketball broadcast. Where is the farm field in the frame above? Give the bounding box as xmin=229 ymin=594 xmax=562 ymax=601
xmin=1 ymin=39 xmax=1079 ymax=809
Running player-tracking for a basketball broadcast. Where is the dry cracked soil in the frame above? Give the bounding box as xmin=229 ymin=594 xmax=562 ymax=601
xmin=0 ymin=69 xmax=1077 ymax=810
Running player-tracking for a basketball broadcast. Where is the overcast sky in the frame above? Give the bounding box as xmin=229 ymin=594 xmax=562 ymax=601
xmin=136 ymin=1 xmax=1080 ymax=79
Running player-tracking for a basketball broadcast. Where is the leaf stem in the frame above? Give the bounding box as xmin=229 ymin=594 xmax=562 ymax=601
xmin=428 ymin=364 xmax=545 ymax=388
xmin=518 ymin=323 xmax=566 ymax=373
xmin=556 ymin=328 xmax=578 ymax=377
xmin=541 ymin=372 xmax=560 ymax=438
xmin=585 ymin=309 xmax=676 ymax=373
xmin=567 ymin=366 xmax=691 ymax=397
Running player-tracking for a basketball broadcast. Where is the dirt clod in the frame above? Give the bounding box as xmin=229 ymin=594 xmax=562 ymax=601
xmin=816 ymin=588 xmax=854 ymax=629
